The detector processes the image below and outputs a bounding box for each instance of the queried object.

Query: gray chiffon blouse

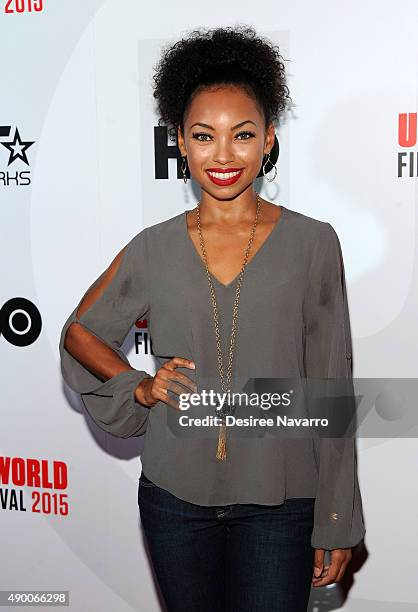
[59,204,366,550]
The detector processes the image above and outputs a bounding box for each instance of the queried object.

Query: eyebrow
[189,120,257,130]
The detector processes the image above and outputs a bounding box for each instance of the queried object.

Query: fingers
[334,558,350,583]
[145,357,198,411]
[335,549,352,582]
[164,357,196,371]
[166,379,195,400]
[312,548,325,579]
[162,358,198,393]
[311,548,352,587]
[145,379,182,411]
[162,369,198,394]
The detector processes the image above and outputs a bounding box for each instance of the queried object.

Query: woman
[59,25,365,612]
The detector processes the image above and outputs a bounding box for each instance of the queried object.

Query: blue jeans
[138,470,315,612]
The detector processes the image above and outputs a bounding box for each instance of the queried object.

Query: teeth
[208,170,241,179]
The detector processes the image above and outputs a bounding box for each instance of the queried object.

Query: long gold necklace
[196,192,261,461]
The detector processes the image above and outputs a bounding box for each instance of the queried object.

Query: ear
[177,125,186,157]
[264,123,276,155]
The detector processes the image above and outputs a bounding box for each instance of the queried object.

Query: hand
[311,547,352,587]
[135,357,197,410]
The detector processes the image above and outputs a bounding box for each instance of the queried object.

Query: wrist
[135,376,153,407]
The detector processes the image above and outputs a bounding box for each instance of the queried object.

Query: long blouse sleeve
[58,228,153,438]
[303,222,366,550]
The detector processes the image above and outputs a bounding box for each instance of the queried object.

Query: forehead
[184,85,263,127]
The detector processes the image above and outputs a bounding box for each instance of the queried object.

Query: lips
[206,168,244,186]
[206,168,243,172]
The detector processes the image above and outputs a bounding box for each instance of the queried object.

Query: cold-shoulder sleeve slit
[58,228,153,438]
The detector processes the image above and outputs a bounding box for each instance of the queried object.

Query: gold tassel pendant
[216,422,227,461]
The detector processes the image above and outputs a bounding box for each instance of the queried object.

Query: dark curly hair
[152,24,293,143]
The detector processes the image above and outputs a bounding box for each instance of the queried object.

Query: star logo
[1,127,35,166]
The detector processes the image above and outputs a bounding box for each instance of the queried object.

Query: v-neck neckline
[183,204,287,289]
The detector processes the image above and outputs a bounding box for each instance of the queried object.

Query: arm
[58,229,153,438]
[303,222,366,550]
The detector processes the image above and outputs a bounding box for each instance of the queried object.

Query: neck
[197,189,261,226]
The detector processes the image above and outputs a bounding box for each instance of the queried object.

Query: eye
[192,132,212,142]
[191,130,256,142]
[236,130,256,140]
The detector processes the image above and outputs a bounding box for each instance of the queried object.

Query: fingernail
[190,362,196,368]
[314,567,321,577]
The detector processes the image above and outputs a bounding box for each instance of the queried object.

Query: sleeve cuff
[59,308,152,438]
[82,368,152,438]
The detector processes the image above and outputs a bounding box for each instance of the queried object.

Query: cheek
[188,147,211,170]
[235,142,264,162]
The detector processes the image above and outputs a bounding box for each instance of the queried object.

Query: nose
[212,136,234,165]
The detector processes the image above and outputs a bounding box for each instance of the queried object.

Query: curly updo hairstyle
[152,24,294,148]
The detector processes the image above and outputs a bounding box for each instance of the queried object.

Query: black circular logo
[0,297,42,346]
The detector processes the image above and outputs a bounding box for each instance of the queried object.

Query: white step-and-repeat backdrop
[1,1,417,610]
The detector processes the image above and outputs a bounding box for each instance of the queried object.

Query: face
[177,85,275,200]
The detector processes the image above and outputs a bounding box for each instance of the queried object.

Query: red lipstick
[206,167,243,172]
[206,168,244,186]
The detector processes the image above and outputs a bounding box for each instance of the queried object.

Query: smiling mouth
[206,169,244,185]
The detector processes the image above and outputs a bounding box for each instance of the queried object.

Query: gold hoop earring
[181,156,188,184]
[262,152,278,183]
